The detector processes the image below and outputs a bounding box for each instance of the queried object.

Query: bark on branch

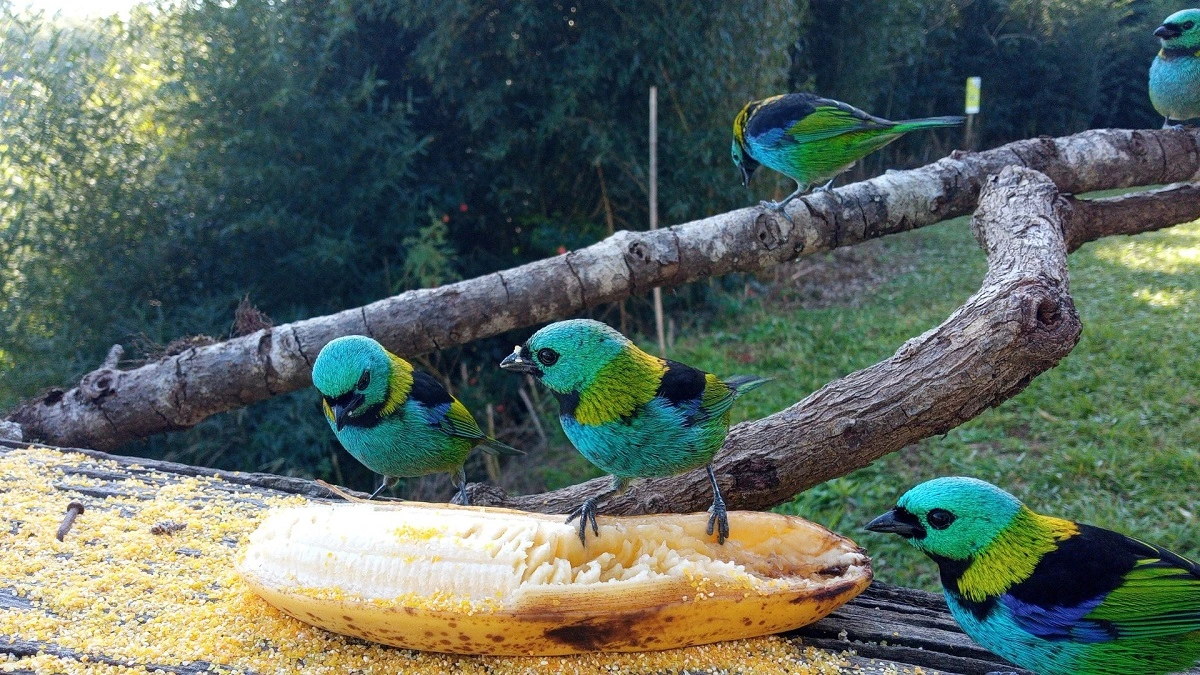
[7,129,1200,450]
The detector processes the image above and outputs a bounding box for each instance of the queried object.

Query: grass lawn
[663,214,1200,590]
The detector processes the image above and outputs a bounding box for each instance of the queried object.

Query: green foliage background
[0,0,1185,496]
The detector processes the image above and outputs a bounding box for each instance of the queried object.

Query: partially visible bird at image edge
[731,93,963,222]
[499,319,770,546]
[1149,8,1200,127]
[312,335,522,504]
[867,476,1200,675]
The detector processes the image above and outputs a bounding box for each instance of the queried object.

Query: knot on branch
[1034,294,1060,328]
[621,230,680,291]
[79,345,124,402]
[1005,284,1080,359]
[753,212,785,250]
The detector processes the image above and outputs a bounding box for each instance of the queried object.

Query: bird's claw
[565,498,600,545]
[449,485,471,506]
[707,496,730,545]
[757,200,794,225]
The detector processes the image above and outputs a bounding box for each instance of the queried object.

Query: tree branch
[7,129,1200,450]
[1062,182,1200,252]
[469,166,1088,514]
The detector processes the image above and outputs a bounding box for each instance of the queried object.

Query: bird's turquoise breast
[745,129,890,191]
[1150,55,1200,120]
[745,132,844,188]
[331,400,472,478]
[945,591,1085,675]
[560,397,727,479]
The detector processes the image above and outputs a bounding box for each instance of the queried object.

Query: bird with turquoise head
[1150,8,1200,127]
[499,319,770,545]
[312,335,522,504]
[731,93,963,222]
[867,477,1200,675]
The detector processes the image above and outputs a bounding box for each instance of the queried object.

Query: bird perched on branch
[499,319,769,545]
[1150,8,1200,127]
[867,477,1200,675]
[731,93,963,221]
[312,335,522,503]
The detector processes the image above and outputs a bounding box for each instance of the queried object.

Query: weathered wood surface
[0,439,1020,674]
[8,128,1200,452]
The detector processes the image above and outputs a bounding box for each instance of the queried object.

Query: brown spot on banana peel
[544,610,658,651]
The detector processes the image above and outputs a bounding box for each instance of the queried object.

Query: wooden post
[649,86,666,357]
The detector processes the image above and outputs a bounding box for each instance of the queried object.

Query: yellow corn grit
[239,502,872,656]
[0,445,862,674]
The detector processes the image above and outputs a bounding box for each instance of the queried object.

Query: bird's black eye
[536,348,559,366]
[1183,21,1195,30]
[927,508,956,530]
[356,370,371,390]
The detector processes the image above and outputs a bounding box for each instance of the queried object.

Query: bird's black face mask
[328,391,366,431]
[1155,23,1183,40]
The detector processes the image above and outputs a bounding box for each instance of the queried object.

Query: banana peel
[238,501,872,656]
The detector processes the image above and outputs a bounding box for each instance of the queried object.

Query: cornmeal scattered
[0,446,853,674]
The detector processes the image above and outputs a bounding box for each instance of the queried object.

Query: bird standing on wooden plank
[867,477,1200,675]
[312,335,522,503]
[1150,8,1200,127]
[731,93,963,222]
[499,319,769,545]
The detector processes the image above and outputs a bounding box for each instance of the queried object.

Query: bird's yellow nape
[732,101,753,145]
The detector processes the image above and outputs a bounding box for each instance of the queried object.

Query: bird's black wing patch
[408,370,455,407]
[745,93,891,141]
[1007,525,1142,609]
[744,93,819,139]
[656,360,707,406]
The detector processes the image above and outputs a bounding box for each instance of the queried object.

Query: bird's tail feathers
[480,437,525,457]
[893,115,965,132]
[725,375,773,396]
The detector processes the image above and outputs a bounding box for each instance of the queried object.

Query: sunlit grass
[669,217,1200,590]
[1093,228,1200,274]
[1132,287,1195,308]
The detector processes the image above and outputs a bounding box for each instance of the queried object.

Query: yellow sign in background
[965,76,982,115]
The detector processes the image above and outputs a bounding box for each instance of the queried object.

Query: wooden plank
[1,440,1193,675]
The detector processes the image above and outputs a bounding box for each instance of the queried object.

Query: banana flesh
[239,501,871,655]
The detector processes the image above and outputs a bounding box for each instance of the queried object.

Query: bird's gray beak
[864,509,925,538]
[332,393,364,431]
[499,346,539,374]
[739,163,752,188]
[1155,24,1181,39]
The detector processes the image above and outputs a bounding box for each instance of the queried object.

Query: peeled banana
[238,501,871,656]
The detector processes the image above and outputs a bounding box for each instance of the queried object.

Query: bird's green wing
[783,104,893,145]
[698,374,739,421]
[1084,538,1200,638]
[435,398,487,441]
